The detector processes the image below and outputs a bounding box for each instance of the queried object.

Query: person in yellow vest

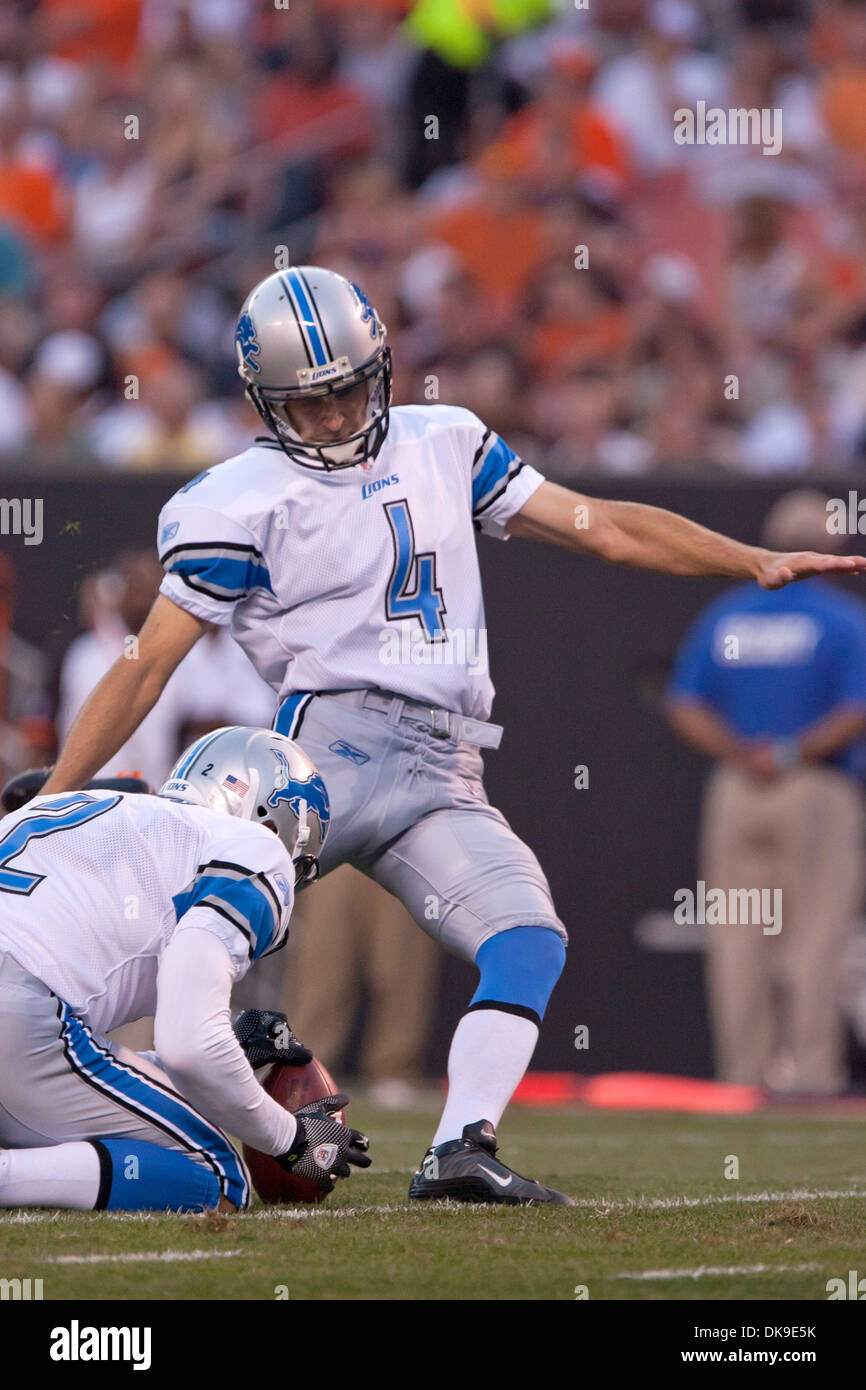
[402,0,553,186]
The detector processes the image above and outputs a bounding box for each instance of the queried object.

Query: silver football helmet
[159,726,330,887]
[235,265,391,471]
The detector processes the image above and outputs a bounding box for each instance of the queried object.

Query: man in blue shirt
[667,491,866,1094]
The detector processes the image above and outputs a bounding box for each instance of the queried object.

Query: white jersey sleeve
[452,408,546,540]
[157,486,274,628]
[172,817,295,982]
[154,927,297,1156]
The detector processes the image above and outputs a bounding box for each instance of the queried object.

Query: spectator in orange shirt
[251,21,372,157]
[0,93,67,245]
[429,144,545,320]
[36,0,142,70]
[820,2,866,158]
[527,261,631,377]
[496,39,629,196]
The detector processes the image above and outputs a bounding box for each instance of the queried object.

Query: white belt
[324,689,503,749]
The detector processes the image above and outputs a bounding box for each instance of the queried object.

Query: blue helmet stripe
[284,268,328,366]
[174,728,226,781]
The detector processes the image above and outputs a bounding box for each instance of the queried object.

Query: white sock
[0,1143,102,1210]
[432,1009,539,1147]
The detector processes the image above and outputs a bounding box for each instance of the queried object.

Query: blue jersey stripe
[472,435,520,512]
[167,553,273,598]
[173,873,280,961]
[59,1006,249,1207]
[273,692,312,738]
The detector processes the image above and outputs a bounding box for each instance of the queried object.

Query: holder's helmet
[235,266,391,471]
[159,726,329,887]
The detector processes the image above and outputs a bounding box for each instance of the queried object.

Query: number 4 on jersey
[383,499,447,641]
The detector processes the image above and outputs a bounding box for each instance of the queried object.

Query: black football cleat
[408,1119,574,1206]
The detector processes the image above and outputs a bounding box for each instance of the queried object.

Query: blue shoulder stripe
[472,434,522,514]
[162,542,274,602]
[173,864,282,961]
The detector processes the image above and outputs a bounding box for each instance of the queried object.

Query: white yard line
[1,1187,865,1224]
[0,1203,425,1224]
[42,1249,245,1265]
[575,1188,866,1214]
[611,1262,822,1281]
[251,1203,438,1220]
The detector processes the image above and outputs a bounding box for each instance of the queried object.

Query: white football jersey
[156,405,546,721]
[0,791,294,1035]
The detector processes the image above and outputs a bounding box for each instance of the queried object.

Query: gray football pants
[287,691,567,959]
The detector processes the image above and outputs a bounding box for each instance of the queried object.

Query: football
[243,1056,346,1205]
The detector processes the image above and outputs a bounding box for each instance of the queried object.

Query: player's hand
[756,551,866,591]
[738,742,781,782]
[233,1009,312,1069]
[275,1093,371,1190]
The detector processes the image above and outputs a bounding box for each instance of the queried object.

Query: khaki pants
[283,865,440,1083]
[700,763,865,1092]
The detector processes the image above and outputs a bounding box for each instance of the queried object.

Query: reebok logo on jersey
[361,474,399,500]
[328,740,370,765]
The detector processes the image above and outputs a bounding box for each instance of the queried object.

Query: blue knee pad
[90,1140,221,1213]
[469,926,566,1026]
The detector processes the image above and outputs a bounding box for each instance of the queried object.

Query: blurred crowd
[3,0,866,480]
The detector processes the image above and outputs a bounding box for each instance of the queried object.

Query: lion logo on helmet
[235,312,262,374]
[350,282,378,341]
[267,750,330,837]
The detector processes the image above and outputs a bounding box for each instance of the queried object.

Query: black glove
[275,1093,371,1191]
[233,1009,312,1069]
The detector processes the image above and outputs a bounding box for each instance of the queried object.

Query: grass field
[2,1101,865,1301]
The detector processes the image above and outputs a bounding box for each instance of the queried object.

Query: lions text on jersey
[156,406,545,721]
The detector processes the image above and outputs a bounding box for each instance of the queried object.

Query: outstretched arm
[42,595,207,794]
[507,482,866,590]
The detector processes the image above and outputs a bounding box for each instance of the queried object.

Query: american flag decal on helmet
[222,773,250,796]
